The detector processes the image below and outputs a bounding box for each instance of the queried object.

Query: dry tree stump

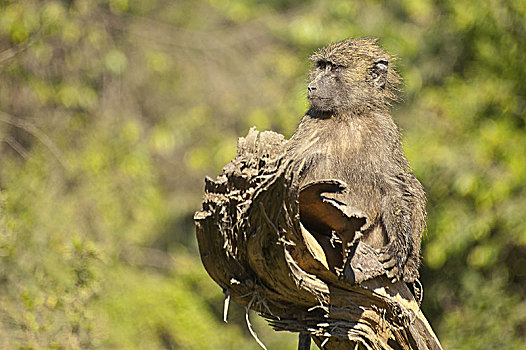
[195,128,442,350]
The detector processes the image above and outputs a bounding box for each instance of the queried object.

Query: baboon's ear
[371,60,388,89]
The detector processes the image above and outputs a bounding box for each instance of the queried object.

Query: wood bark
[195,128,442,350]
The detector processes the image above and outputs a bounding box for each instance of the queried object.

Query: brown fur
[287,38,426,282]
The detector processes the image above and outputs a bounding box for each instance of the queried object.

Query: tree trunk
[195,128,442,350]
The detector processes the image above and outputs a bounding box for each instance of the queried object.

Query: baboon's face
[307,38,397,113]
[307,60,348,111]
[307,58,388,112]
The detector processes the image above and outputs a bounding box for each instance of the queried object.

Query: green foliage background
[0,0,525,349]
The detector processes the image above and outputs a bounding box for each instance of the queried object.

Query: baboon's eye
[318,61,326,70]
[330,63,338,71]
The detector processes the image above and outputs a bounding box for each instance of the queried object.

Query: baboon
[287,38,426,283]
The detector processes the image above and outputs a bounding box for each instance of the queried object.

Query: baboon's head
[307,38,401,113]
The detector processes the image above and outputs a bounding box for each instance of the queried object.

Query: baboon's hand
[378,206,413,283]
[401,254,420,283]
[378,242,406,283]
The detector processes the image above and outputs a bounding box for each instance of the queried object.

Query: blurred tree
[0,0,524,349]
